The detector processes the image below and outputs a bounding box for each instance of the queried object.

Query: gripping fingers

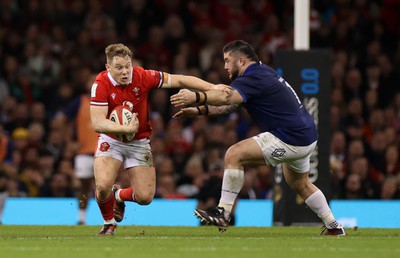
[170,94,184,107]
[172,111,183,119]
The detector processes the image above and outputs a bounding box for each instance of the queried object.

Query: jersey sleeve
[141,69,164,89]
[230,77,261,103]
[90,80,108,106]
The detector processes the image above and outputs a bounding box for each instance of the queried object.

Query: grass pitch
[0,226,399,258]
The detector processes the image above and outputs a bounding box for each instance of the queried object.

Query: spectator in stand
[27,122,45,151]
[383,145,400,176]
[343,68,364,103]
[37,150,56,181]
[255,165,274,200]
[10,68,42,106]
[156,174,187,199]
[136,25,171,69]
[341,173,365,199]
[363,90,379,120]
[331,62,346,89]
[330,130,347,197]
[5,103,30,133]
[239,168,259,200]
[368,131,388,181]
[18,165,44,197]
[377,54,400,106]
[0,124,12,166]
[40,172,75,198]
[384,126,398,147]
[348,156,379,199]
[196,161,225,212]
[156,157,175,179]
[10,127,29,170]
[380,176,400,200]
[30,102,50,132]
[178,154,205,198]
[342,98,365,140]
[346,139,365,171]
[363,109,386,144]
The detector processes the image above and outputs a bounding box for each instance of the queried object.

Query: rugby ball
[109,105,136,142]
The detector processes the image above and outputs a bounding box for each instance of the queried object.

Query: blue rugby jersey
[230,62,318,146]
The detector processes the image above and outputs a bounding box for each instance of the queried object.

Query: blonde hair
[105,43,133,64]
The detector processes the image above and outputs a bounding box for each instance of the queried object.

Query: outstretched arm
[163,73,230,92]
[170,87,243,107]
[172,104,241,119]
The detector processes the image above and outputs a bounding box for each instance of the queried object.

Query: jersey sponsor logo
[91,83,98,97]
[99,142,110,152]
[271,148,286,158]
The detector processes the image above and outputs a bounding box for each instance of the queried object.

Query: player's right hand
[172,107,200,119]
[126,112,139,134]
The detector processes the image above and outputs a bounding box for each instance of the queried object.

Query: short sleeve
[141,69,164,89]
[90,81,108,106]
[230,77,261,103]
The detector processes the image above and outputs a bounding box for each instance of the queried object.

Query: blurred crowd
[0,0,400,215]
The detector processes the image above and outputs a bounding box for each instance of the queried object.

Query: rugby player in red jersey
[91,43,222,235]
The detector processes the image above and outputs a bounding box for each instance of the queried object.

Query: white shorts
[74,154,94,179]
[95,134,153,169]
[253,132,317,173]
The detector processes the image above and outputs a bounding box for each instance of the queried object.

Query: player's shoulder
[94,70,109,84]
[133,66,162,83]
[133,66,160,76]
[255,63,276,75]
[251,64,279,83]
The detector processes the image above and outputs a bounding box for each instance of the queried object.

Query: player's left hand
[172,107,200,119]
[170,89,196,107]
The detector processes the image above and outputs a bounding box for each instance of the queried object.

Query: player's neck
[240,61,256,76]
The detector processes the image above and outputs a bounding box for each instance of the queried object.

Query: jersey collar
[242,61,262,76]
[107,71,133,86]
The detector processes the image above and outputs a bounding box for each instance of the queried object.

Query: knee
[135,193,154,205]
[96,185,112,201]
[225,145,242,166]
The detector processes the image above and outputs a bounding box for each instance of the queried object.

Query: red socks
[119,187,135,202]
[96,192,114,220]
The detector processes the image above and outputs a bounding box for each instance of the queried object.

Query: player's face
[223,52,240,81]
[106,55,132,86]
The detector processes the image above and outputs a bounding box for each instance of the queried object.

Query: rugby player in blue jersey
[171,40,345,235]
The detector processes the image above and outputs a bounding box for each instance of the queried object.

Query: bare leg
[117,166,156,205]
[282,164,337,227]
[219,138,265,215]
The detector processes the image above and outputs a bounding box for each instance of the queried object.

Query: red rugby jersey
[90,66,164,139]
